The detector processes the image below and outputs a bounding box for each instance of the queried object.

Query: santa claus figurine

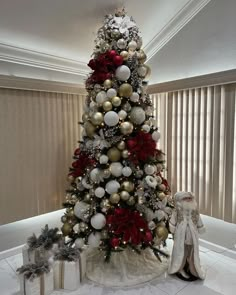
[168,191,206,280]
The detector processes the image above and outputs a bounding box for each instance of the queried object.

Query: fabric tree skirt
[86,247,169,287]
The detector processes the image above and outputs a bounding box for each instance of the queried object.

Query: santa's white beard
[177,199,197,211]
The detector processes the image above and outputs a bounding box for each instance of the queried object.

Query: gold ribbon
[78,253,82,282]
[59,261,65,289]
[40,274,45,295]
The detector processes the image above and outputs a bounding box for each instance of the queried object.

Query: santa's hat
[174,191,194,202]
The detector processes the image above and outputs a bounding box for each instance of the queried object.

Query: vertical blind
[0,88,86,224]
[151,84,236,224]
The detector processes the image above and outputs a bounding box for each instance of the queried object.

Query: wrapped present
[17,261,54,295]
[53,246,86,290]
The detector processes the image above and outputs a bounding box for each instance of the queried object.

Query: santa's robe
[168,207,206,279]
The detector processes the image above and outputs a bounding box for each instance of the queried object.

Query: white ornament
[75,238,85,249]
[105,180,120,194]
[96,91,107,105]
[145,175,157,188]
[74,201,90,221]
[144,164,156,175]
[118,110,127,120]
[115,65,131,81]
[142,124,151,133]
[94,187,105,198]
[128,40,137,50]
[104,111,120,126]
[137,65,148,77]
[90,168,104,183]
[152,131,161,141]
[122,166,132,177]
[110,162,123,177]
[99,155,109,164]
[88,232,101,248]
[91,213,106,229]
[117,38,127,49]
[107,88,117,98]
[130,107,146,125]
[82,177,92,189]
[130,92,139,102]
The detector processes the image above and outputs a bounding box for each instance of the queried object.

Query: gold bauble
[107,147,121,162]
[104,79,112,89]
[120,51,129,60]
[120,121,134,135]
[91,112,104,126]
[100,199,111,211]
[127,196,135,206]
[61,223,72,236]
[120,191,130,201]
[84,122,95,138]
[110,193,120,204]
[84,193,92,203]
[82,113,89,122]
[121,181,134,192]
[121,149,129,158]
[111,96,121,107]
[137,50,147,63]
[155,225,169,241]
[103,101,113,112]
[158,192,166,200]
[117,141,126,150]
[118,83,133,97]
[67,209,74,217]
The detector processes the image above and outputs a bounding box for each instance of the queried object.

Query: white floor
[1,243,236,295]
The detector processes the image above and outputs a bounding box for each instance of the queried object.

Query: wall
[149,0,236,84]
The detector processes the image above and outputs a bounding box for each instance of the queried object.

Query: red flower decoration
[127,131,156,163]
[69,149,96,178]
[106,208,153,247]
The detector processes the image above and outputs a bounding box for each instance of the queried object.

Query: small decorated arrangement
[17,261,54,295]
[53,245,86,291]
[22,225,62,264]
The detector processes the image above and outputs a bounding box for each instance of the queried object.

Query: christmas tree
[61,8,173,261]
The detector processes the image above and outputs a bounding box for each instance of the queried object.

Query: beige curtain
[151,83,236,223]
[0,88,86,224]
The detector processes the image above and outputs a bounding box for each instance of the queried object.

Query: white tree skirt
[86,247,169,287]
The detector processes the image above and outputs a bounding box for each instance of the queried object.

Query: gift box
[53,247,86,291]
[22,245,54,265]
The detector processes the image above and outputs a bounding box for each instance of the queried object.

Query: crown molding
[148,69,236,94]
[144,0,212,61]
[0,42,90,77]
[0,74,87,94]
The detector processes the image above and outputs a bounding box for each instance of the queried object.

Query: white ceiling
[0,0,211,85]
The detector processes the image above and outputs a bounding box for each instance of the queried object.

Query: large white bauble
[152,131,161,141]
[90,168,103,183]
[144,164,156,175]
[96,91,107,105]
[99,155,109,164]
[104,111,120,126]
[118,110,127,120]
[105,180,120,194]
[115,65,131,81]
[74,201,90,221]
[130,107,146,125]
[94,187,105,198]
[122,166,132,177]
[128,40,137,50]
[130,92,139,102]
[107,88,117,99]
[142,124,151,133]
[91,213,106,229]
[75,238,85,249]
[110,162,123,177]
[88,232,102,248]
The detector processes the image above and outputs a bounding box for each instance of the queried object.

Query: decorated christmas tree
[61,8,173,261]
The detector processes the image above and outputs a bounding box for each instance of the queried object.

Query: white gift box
[53,252,86,290]
[19,270,54,295]
[22,244,57,265]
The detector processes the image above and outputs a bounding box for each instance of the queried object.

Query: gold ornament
[101,229,109,239]
[61,223,72,236]
[100,199,111,211]
[120,51,129,60]
[117,141,126,150]
[121,149,129,158]
[103,169,111,178]
[103,101,113,112]
[84,122,95,138]
[155,225,168,241]
[137,50,147,63]
[107,147,121,162]
[91,112,104,126]
[126,196,135,206]
[67,209,74,217]
[118,83,133,97]
[120,121,134,135]
[104,79,112,89]
[110,193,120,204]
[158,192,166,200]
[121,181,134,192]
[82,113,89,122]
[111,96,121,107]
[120,191,130,201]
[84,193,92,203]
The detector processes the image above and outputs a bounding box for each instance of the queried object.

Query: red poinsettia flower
[69,150,96,178]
